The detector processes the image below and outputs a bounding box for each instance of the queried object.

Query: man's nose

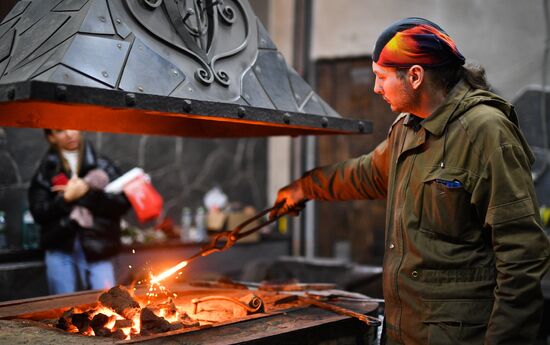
[373,80,383,94]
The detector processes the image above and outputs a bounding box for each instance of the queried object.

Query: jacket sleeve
[76,157,131,218]
[76,190,130,218]
[28,173,72,225]
[299,139,390,201]
[472,143,550,345]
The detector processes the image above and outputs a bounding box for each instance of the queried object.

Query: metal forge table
[0,285,379,345]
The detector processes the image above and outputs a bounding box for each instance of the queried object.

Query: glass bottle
[180,207,192,243]
[22,210,39,249]
[193,206,207,242]
[0,211,7,249]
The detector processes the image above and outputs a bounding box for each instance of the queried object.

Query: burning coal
[53,283,269,341]
[55,286,199,340]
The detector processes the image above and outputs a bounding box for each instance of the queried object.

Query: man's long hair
[426,62,491,93]
[397,62,491,93]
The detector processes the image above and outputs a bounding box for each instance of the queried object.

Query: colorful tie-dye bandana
[373,17,465,67]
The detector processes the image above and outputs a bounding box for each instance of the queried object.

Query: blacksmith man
[271,17,550,345]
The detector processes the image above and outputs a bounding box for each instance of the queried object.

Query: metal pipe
[292,0,316,258]
[302,0,316,259]
[537,0,550,182]
[291,136,303,256]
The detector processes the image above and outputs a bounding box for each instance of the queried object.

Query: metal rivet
[102,71,109,78]
[126,93,136,106]
[116,43,122,49]
[283,112,291,124]
[182,99,192,113]
[358,121,365,133]
[171,69,179,77]
[55,85,67,100]
[6,87,15,100]
[389,243,395,249]
[137,86,144,92]
[411,271,418,278]
[237,106,246,118]
[116,18,121,24]
[98,16,106,22]
[321,117,328,128]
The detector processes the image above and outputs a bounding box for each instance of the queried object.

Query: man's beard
[393,82,419,114]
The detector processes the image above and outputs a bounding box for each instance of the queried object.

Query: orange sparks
[150,261,188,284]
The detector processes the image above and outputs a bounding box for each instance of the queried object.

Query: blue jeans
[45,238,115,294]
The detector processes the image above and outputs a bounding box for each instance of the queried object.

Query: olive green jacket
[299,80,550,345]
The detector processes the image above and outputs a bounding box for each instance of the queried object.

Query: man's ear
[408,65,424,90]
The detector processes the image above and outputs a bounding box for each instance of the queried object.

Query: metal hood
[0,0,371,137]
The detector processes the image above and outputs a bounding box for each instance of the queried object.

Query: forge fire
[54,285,264,340]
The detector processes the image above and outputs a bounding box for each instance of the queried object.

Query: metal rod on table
[300,296,381,327]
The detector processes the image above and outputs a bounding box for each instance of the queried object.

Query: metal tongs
[184,201,305,263]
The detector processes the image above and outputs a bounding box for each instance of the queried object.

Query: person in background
[271,17,550,344]
[28,129,130,294]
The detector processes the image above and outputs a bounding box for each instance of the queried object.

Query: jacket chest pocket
[420,169,474,240]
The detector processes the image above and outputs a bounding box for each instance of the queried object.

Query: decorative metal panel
[79,0,115,35]
[241,68,274,109]
[0,0,372,137]
[9,12,69,69]
[0,58,8,77]
[0,29,14,62]
[17,8,89,68]
[253,50,299,112]
[119,38,185,95]
[13,0,61,34]
[0,23,13,40]
[61,34,130,87]
[287,66,315,111]
[53,0,89,12]
[2,47,58,84]
[34,65,110,89]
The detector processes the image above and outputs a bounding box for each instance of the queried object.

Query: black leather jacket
[28,141,130,262]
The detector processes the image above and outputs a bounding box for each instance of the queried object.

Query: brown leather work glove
[269,180,307,219]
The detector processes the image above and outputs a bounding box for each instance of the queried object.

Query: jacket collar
[419,79,471,136]
[47,139,97,177]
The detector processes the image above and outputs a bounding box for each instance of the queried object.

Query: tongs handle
[234,200,303,239]
[198,201,306,257]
